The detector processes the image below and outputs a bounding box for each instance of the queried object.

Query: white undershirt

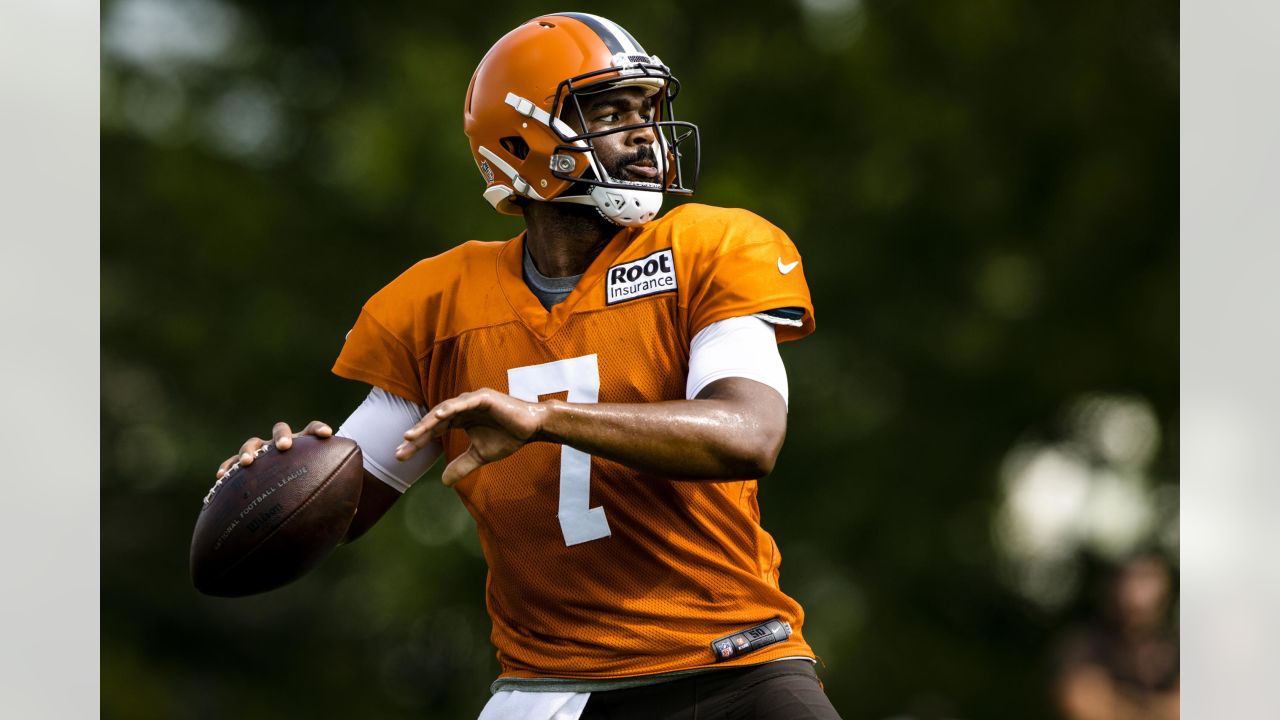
[686,315,788,405]
[335,390,440,493]
[336,315,789,493]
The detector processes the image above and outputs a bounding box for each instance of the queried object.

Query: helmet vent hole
[539,21,556,28]
[500,136,529,160]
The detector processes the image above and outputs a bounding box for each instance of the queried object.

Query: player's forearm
[536,396,783,479]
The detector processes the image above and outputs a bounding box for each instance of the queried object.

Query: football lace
[203,442,274,506]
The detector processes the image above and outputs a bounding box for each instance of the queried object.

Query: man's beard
[608,145,660,185]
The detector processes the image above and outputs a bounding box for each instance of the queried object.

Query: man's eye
[594,110,651,124]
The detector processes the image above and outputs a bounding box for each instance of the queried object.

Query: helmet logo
[479,160,495,184]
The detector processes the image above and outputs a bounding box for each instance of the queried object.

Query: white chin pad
[589,184,663,226]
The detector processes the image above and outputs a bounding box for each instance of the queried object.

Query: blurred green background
[101,1,1177,717]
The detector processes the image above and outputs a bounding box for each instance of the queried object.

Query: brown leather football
[191,435,363,597]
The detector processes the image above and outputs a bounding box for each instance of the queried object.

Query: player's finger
[301,420,333,437]
[419,402,457,427]
[272,422,294,449]
[442,444,485,487]
[403,409,444,441]
[424,394,488,440]
[397,417,448,460]
[237,437,265,465]
[216,454,240,478]
[394,444,415,461]
[420,391,484,428]
[436,393,487,419]
[426,412,466,442]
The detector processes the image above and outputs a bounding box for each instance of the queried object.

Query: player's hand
[214,420,333,478]
[396,388,547,487]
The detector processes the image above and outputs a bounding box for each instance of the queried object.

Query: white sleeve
[686,315,789,407]
[335,387,442,493]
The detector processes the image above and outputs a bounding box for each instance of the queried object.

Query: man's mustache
[610,145,660,181]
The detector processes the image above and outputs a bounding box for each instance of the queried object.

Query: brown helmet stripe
[552,12,648,57]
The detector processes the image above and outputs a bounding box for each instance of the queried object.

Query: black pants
[579,660,842,720]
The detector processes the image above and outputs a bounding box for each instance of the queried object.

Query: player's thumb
[442,445,484,487]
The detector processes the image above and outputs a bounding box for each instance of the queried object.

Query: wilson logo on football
[605,248,677,305]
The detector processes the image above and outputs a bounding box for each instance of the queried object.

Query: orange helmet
[464,12,699,226]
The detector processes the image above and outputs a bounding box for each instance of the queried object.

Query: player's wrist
[530,398,564,443]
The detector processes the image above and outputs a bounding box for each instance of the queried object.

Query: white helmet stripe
[586,13,642,54]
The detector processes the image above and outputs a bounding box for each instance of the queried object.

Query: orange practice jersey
[332,203,817,680]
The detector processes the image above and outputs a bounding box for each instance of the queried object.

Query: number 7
[507,354,612,546]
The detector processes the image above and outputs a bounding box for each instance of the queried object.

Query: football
[191,435,364,597]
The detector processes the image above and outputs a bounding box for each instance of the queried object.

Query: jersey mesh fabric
[332,203,817,680]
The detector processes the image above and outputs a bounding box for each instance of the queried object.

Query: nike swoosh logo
[777,258,800,275]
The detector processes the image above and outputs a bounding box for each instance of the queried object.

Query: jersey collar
[495,228,637,339]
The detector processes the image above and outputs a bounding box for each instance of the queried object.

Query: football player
[215,12,840,720]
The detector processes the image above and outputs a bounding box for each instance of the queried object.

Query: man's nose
[625,122,656,146]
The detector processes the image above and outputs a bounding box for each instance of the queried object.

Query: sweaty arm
[400,315,792,485]
[543,314,789,479]
[542,374,785,480]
